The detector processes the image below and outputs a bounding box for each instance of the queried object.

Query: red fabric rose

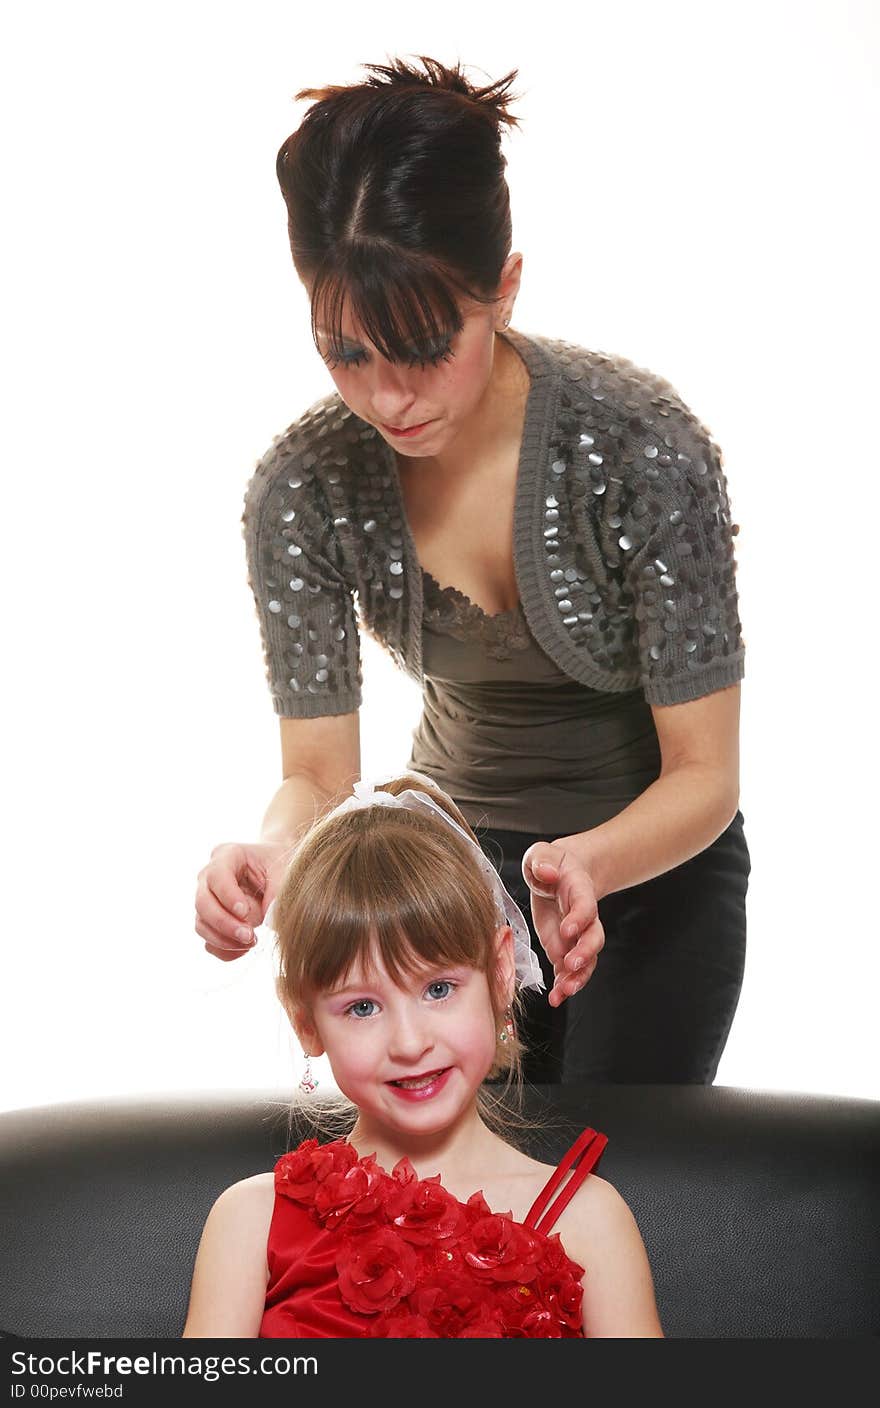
[390,1155,418,1187]
[533,1232,585,1331]
[464,1189,493,1220]
[275,1138,357,1204]
[388,1173,464,1246]
[488,1279,536,1335]
[538,1231,585,1283]
[457,1314,505,1338]
[369,1313,439,1339]
[336,1227,419,1315]
[541,1271,584,1331]
[515,1305,563,1338]
[314,1156,390,1231]
[411,1271,490,1337]
[463,1213,545,1283]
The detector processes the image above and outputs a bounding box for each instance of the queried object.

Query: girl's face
[299,256,521,461]
[298,927,514,1140]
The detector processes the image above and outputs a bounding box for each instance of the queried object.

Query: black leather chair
[1,1084,878,1339]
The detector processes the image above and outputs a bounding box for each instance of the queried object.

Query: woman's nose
[367,360,420,425]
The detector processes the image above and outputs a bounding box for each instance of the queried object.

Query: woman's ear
[493,924,517,1008]
[275,978,325,1057]
[500,250,523,298]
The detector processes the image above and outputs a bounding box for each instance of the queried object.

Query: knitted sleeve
[242,415,363,719]
[625,415,746,707]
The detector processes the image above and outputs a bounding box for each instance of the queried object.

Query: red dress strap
[523,1127,609,1236]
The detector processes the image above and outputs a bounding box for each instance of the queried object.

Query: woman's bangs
[309,252,472,364]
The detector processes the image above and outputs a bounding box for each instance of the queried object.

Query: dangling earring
[498,1006,515,1043]
[298,1052,319,1094]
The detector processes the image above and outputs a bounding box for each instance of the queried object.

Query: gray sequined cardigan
[242,329,745,719]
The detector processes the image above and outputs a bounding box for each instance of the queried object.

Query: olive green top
[410,570,662,834]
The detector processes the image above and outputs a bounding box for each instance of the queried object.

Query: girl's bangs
[306,900,492,996]
[293,829,497,996]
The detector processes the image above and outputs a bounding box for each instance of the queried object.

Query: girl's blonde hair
[272,774,526,1104]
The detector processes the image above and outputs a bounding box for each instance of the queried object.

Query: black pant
[481,811,750,1084]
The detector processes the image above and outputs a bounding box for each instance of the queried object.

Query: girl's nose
[387,1009,434,1066]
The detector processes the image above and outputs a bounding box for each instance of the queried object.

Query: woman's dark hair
[275,55,522,364]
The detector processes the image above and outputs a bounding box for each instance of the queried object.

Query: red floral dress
[259,1127,608,1339]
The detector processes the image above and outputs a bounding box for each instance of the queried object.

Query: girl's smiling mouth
[386,1068,452,1099]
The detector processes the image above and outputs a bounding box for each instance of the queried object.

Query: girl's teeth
[395,1071,442,1089]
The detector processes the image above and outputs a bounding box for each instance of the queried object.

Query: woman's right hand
[195,841,288,961]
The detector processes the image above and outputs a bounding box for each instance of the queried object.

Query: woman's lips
[386,1068,452,1101]
[381,420,433,438]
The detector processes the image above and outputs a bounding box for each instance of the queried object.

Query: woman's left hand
[521,838,605,1007]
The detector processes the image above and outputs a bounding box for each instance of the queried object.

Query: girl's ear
[493,924,517,1008]
[275,979,325,1058]
[294,1019,325,1059]
[291,1009,325,1059]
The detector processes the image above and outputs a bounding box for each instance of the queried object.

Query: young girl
[183,772,663,1338]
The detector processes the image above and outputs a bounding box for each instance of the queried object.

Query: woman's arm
[182,1176,275,1338]
[573,1178,665,1339]
[195,712,361,959]
[265,712,362,844]
[523,684,741,1005]
[569,684,740,896]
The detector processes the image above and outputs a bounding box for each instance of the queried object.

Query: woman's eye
[405,342,454,370]
[323,341,454,372]
[346,999,378,1019]
[324,350,368,371]
[425,980,455,1001]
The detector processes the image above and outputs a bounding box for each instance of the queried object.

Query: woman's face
[299,260,520,459]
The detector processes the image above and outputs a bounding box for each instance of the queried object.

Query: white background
[2,1,878,1112]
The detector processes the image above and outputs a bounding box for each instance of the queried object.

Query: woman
[194,55,750,1084]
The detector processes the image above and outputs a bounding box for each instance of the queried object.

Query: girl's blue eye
[346,999,378,1019]
[425,980,454,1001]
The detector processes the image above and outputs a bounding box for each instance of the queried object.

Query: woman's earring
[298,1053,319,1094]
[498,1006,515,1043]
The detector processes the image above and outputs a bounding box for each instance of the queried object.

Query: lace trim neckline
[421,569,533,662]
[421,568,523,623]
